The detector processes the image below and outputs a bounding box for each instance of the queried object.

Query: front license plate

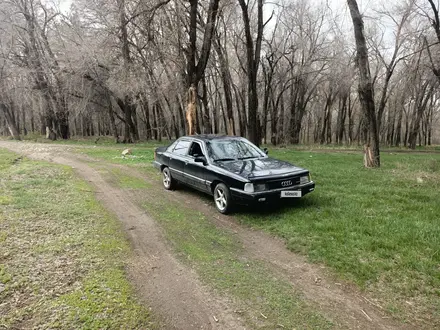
[281,191,302,198]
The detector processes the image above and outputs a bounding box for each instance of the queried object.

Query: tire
[162,167,176,190]
[213,183,232,214]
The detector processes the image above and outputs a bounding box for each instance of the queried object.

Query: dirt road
[0,141,413,330]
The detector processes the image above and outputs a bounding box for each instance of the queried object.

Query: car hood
[213,157,306,180]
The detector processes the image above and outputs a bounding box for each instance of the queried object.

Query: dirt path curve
[0,141,414,330]
[108,165,414,330]
[0,141,245,330]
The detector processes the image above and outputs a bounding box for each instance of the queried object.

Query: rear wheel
[214,183,232,214]
[162,167,176,190]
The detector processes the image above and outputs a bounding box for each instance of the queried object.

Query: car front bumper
[153,161,162,170]
[230,182,315,203]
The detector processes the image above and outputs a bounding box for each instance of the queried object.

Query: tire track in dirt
[0,142,246,330]
[104,163,414,330]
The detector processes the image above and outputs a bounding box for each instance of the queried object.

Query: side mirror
[263,148,269,155]
[194,156,208,166]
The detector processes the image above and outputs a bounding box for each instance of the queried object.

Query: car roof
[180,135,243,143]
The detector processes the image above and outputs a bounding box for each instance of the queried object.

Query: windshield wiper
[238,156,260,160]
[214,158,236,162]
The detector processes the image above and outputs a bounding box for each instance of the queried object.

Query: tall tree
[238,0,265,146]
[117,0,137,142]
[185,0,220,135]
[347,0,381,167]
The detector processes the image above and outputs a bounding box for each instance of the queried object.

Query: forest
[0,0,439,155]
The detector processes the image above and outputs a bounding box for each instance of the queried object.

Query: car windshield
[206,139,264,161]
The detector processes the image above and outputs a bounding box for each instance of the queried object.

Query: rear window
[173,140,191,156]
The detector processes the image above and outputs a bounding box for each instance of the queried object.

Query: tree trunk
[57,110,69,139]
[117,0,136,143]
[233,84,247,137]
[336,94,348,144]
[152,103,158,140]
[270,96,278,145]
[347,0,380,167]
[107,95,119,143]
[185,0,220,135]
[0,103,21,140]
[347,95,354,144]
[238,0,264,146]
[214,34,235,135]
[123,98,133,143]
[404,114,409,146]
[201,78,212,134]
[395,103,403,146]
[21,104,27,136]
[408,85,434,149]
[320,91,334,144]
[278,95,285,145]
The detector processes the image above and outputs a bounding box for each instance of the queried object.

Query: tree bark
[347,0,380,167]
[238,0,264,146]
[336,94,348,144]
[107,94,119,143]
[0,103,21,140]
[185,0,220,135]
[118,0,137,143]
[214,34,235,135]
[408,84,435,149]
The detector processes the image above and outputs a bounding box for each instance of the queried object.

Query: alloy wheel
[215,187,227,211]
[163,169,171,189]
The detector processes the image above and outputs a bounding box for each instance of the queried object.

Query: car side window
[172,140,191,156]
[188,142,204,158]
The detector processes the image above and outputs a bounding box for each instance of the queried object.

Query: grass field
[138,182,332,329]
[0,148,153,329]
[241,149,440,322]
[88,159,332,328]
[75,141,440,325]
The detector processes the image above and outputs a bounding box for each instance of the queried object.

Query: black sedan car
[153,135,315,214]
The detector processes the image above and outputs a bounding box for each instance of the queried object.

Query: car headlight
[300,175,310,185]
[244,183,254,193]
[254,183,268,192]
[244,183,267,192]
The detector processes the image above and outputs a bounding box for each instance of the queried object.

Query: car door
[169,139,191,182]
[184,141,210,192]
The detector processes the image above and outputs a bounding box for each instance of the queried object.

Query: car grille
[265,176,301,190]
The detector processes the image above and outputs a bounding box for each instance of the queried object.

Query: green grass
[238,149,440,322]
[79,146,158,170]
[105,167,152,189]
[140,192,332,329]
[73,142,440,325]
[0,148,153,329]
[83,159,332,328]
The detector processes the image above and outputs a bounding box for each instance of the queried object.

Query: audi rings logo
[281,180,293,187]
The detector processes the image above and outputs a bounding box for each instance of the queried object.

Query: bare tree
[0,0,438,147]
[185,0,220,135]
[347,0,380,167]
[238,0,266,146]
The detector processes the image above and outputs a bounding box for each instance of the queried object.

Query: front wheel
[162,167,176,190]
[214,183,232,214]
